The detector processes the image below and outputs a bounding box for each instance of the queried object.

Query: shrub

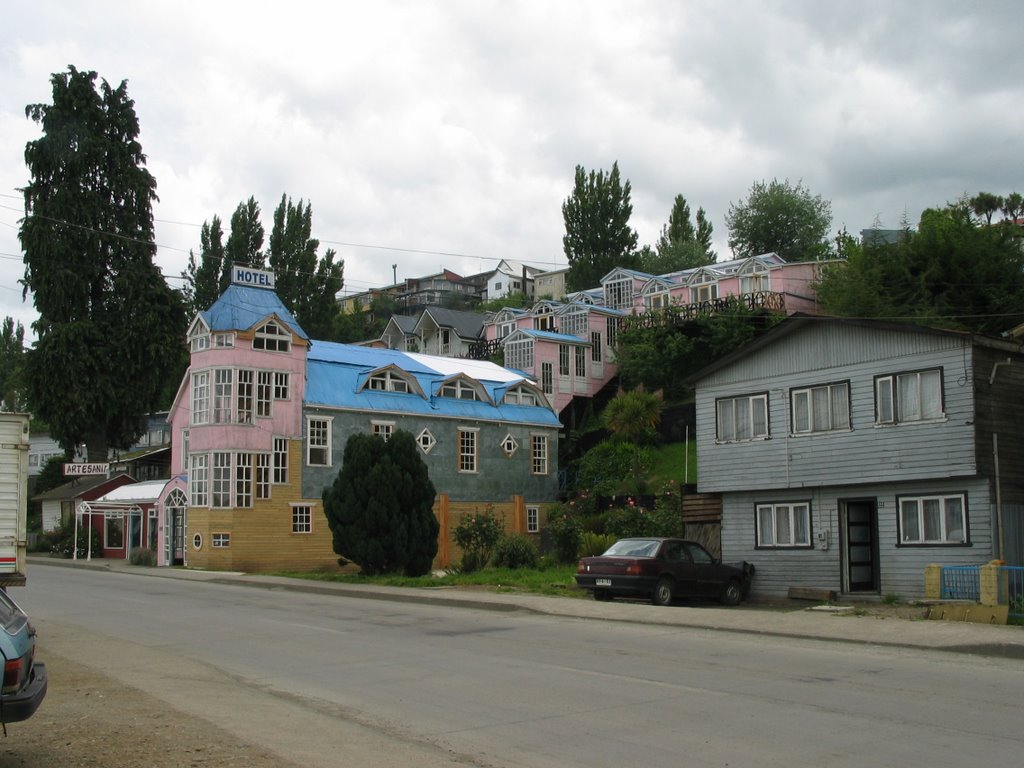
[129,547,157,566]
[545,503,582,563]
[578,532,617,557]
[603,502,654,537]
[492,534,540,569]
[43,522,101,559]
[574,442,646,496]
[453,509,504,573]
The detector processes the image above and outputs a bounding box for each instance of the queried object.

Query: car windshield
[603,539,660,557]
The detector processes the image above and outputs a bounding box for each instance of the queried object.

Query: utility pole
[392,264,397,285]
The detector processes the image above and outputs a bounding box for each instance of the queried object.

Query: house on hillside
[474,259,541,301]
[534,267,569,301]
[163,267,560,573]
[413,306,486,357]
[687,316,1024,599]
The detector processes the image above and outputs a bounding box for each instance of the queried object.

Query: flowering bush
[453,508,503,572]
[545,503,582,563]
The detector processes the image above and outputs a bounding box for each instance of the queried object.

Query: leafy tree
[181,215,226,316]
[726,178,833,262]
[478,292,532,313]
[642,195,716,274]
[266,194,344,339]
[219,197,265,290]
[1001,192,1024,223]
[602,386,663,445]
[322,430,439,576]
[970,191,1003,226]
[562,162,639,291]
[815,199,1024,334]
[0,318,26,411]
[19,66,188,460]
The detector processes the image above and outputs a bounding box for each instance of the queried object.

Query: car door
[683,542,725,597]
[661,540,699,598]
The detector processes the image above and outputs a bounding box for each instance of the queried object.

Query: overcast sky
[2,1,1021,337]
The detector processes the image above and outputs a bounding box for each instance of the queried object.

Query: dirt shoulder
[0,643,300,768]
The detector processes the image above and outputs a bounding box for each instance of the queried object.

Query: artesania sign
[64,463,109,476]
[232,265,276,288]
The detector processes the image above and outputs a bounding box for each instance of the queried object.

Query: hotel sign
[231,265,276,289]
[64,463,109,476]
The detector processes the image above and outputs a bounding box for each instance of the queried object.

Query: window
[574,345,586,377]
[190,333,210,353]
[541,362,553,394]
[255,453,271,499]
[189,453,209,507]
[212,533,231,548]
[691,283,718,303]
[273,437,288,484]
[558,345,570,376]
[237,369,254,424]
[236,453,252,508]
[560,308,588,337]
[604,277,633,310]
[791,382,850,434]
[253,321,291,352]
[505,338,534,371]
[591,331,602,363]
[717,394,769,441]
[366,370,411,393]
[440,379,480,400]
[898,494,968,545]
[105,512,125,549]
[417,428,436,454]
[501,433,518,458]
[256,371,273,417]
[534,306,554,331]
[526,505,539,534]
[606,316,619,349]
[213,332,234,348]
[191,371,210,425]
[372,421,395,442]
[876,369,944,424]
[440,328,452,355]
[213,368,233,423]
[181,429,189,473]
[531,434,549,475]
[756,502,811,548]
[458,428,478,473]
[292,504,312,534]
[307,417,332,466]
[647,291,669,310]
[212,452,232,508]
[740,272,767,294]
[503,387,537,406]
[274,372,290,400]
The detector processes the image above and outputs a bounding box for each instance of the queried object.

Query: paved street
[16,559,1024,767]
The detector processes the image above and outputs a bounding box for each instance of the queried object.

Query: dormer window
[503,386,539,406]
[253,320,291,352]
[190,333,210,353]
[213,332,234,348]
[366,370,411,393]
[440,379,482,401]
[604,277,633,310]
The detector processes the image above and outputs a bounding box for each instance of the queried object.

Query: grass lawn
[646,440,697,486]
[278,564,586,598]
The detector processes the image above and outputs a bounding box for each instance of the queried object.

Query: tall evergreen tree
[266,194,344,339]
[219,197,265,291]
[19,66,187,460]
[562,162,639,291]
[322,430,439,576]
[642,194,717,274]
[181,215,225,315]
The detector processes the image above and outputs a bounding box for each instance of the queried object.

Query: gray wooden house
[688,316,1024,599]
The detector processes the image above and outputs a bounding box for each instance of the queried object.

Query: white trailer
[0,414,29,587]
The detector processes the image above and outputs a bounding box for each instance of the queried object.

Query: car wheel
[652,577,674,606]
[720,581,742,606]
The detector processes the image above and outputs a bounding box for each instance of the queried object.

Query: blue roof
[201,285,308,340]
[520,329,592,344]
[305,342,560,427]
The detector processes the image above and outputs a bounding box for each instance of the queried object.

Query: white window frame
[372,420,395,442]
[274,371,290,401]
[501,433,518,458]
[526,505,539,534]
[235,452,253,508]
[756,502,812,548]
[291,504,313,534]
[875,368,944,425]
[898,493,968,545]
[791,382,850,435]
[253,320,291,352]
[212,532,231,548]
[440,379,481,401]
[531,434,549,476]
[590,331,602,363]
[273,437,288,484]
[458,427,478,473]
[104,512,125,549]
[604,277,633,310]
[558,345,570,376]
[574,345,586,377]
[189,453,209,507]
[213,368,233,423]
[307,416,333,466]
[213,332,234,348]
[366,370,412,393]
[717,393,769,442]
[237,369,254,424]
[504,338,534,371]
[191,370,210,425]
[559,308,588,337]
[541,362,553,394]
[255,453,271,499]
[417,428,436,455]
[691,283,718,303]
[256,370,273,417]
[211,452,232,508]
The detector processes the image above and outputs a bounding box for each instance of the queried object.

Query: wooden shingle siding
[697,324,978,494]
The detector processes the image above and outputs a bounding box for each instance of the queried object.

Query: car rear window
[0,590,28,635]
[604,539,660,557]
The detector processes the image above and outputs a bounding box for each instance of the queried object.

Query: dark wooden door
[844,500,878,592]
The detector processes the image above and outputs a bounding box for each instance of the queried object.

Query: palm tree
[602,385,664,445]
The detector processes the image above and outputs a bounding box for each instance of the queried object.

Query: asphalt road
[18,566,1024,768]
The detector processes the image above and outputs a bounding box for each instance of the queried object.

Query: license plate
[596,578,611,587]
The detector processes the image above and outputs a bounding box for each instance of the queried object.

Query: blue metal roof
[305,342,561,427]
[201,285,308,340]
[520,329,592,344]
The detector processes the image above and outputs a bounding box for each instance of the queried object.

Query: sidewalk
[30,555,1024,659]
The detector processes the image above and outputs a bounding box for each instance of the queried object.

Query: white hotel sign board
[232,266,275,288]
[64,463,109,476]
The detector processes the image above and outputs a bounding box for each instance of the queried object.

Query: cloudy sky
[1,1,1020,336]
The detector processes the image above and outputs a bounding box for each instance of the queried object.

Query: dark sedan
[575,537,755,606]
